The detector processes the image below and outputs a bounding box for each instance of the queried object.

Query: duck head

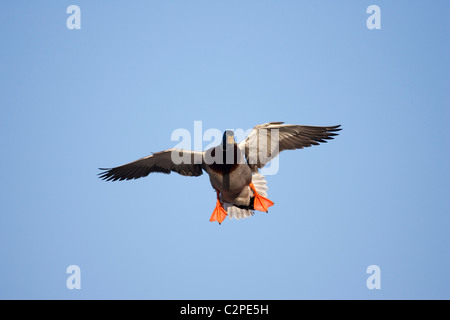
[222,130,235,151]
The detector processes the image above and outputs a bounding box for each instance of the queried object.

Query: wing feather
[98,149,204,181]
[238,122,341,170]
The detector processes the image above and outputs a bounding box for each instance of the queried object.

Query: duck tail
[223,203,254,220]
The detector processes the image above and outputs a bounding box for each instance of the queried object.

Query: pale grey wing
[98,149,204,181]
[238,122,341,171]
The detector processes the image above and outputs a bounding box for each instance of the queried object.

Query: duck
[99,122,341,224]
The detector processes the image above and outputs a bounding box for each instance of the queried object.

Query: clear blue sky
[0,1,449,299]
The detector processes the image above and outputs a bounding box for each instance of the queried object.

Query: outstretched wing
[98,149,204,181]
[238,122,341,171]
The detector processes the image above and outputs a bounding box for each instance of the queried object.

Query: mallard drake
[99,122,341,224]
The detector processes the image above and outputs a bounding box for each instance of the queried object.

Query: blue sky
[0,1,449,299]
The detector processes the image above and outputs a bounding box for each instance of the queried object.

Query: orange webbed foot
[210,191,227,224]
[249,182,274,213]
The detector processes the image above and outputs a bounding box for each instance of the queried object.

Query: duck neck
[222,144,237,167]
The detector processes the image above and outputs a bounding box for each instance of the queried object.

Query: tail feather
[223,203,253,220]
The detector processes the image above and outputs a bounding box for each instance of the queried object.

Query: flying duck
[99,122,341,224]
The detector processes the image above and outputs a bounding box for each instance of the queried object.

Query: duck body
[203,143,253,207]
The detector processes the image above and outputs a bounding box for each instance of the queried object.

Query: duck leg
[249,182,274,213]
[209,190,228,224]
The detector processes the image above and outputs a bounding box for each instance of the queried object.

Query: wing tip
[329,124,342,131]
